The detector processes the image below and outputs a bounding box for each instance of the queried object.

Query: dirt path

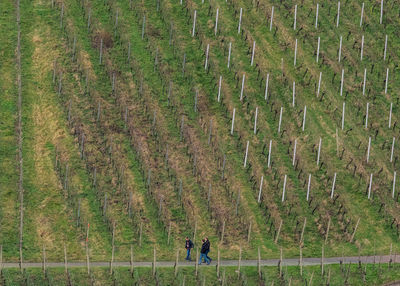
[9,255,399,269]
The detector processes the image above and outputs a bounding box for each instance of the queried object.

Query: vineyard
[1,0,400,284]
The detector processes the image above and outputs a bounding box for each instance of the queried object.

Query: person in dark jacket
[199,239,210,265]
[185,237,194,261]
[204,237,212,263]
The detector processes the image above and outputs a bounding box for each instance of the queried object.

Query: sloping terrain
[1,0,400,284]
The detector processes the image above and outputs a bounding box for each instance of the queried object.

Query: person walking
[199,239,210,265]
[204,237,212,263]
[185,237,194,261]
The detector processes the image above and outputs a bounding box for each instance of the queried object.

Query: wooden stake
[110,222,115,274]
[258,175,264,203]
[180,116,184,141]
[384,35,388,61]
[240,74,245,101]
[360,2,364,27]
[282,175,287,202]
[341,102,345,130]
[217,76,222,102]
[361,35,364,61]
[130,244,134,275]
[193,221,197,244]
[251,41,256,66]
[336,128,339,156]
[306,174,311,201]
[325,217,331,244]
[142,15,146,39]
[195,248,199,276]
[254,107,258,134]
[0,245,3,273]
[215,8,219,36]
[363,68,367,95]
[299,246,303,276]
[368,173,373,199]
[367,137,371,163]
[227,42,232,68]
[292,81,296,107]
[87,8,91,30]
[207,183,212,209]
[182,53,186,76]
[243,141,249,168]
[270,6,274,31]
[321,245,324,276]
[278,107,283,133]
[293,4,297,30]
[217,247,220,277]
[340,68,344,96]
[235,189,241,215]
[300,218,306,245]
[167,222,172,245]
[237,247,242,277]
[60,2,64,28]
[231,108,235,135]
[238,8,242,34]
[264,73,269,100]
[330,173,337,199]
[99,38,103,64]
[336,1,340,27]
[350,218,360,242]
[152,246,156,276]
[392,171,396,199]
[174,249,179,277]
[315,3,319,29]
[317,137,322,166]
[247,221,252,243]
[292,139,297,166]
[268,140,272,168]
[257,247,261,278]
[316,37,320,63]
[86,223,90,274]
[279,247,283,277]
[42,245,46,273]
[221,220,225,244]
[139,221,143,247]
[58,71,63,95]
[385,68,389,94]
[204,44,209,70]
[275,220,283,243]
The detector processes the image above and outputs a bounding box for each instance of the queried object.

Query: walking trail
[7,255,399,269]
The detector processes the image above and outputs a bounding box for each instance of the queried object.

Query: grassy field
[0,0,19,260]
[0,263,400,285]
[1,0,400,284]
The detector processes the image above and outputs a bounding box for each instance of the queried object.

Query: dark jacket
[185,239,193,249]
[200,241,208,254]
[204,240,210,252]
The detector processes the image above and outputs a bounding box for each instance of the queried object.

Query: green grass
[0,0,19,261]
[1,2,400,285]
[1,263,400,285]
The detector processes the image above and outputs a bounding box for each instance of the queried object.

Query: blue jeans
[205,250,211,261]
[199,253,210,264]
[186,249,191,260]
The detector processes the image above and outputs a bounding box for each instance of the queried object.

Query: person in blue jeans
[204,237,212,263]
[185,237,194,261]
[199,239,210,265]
